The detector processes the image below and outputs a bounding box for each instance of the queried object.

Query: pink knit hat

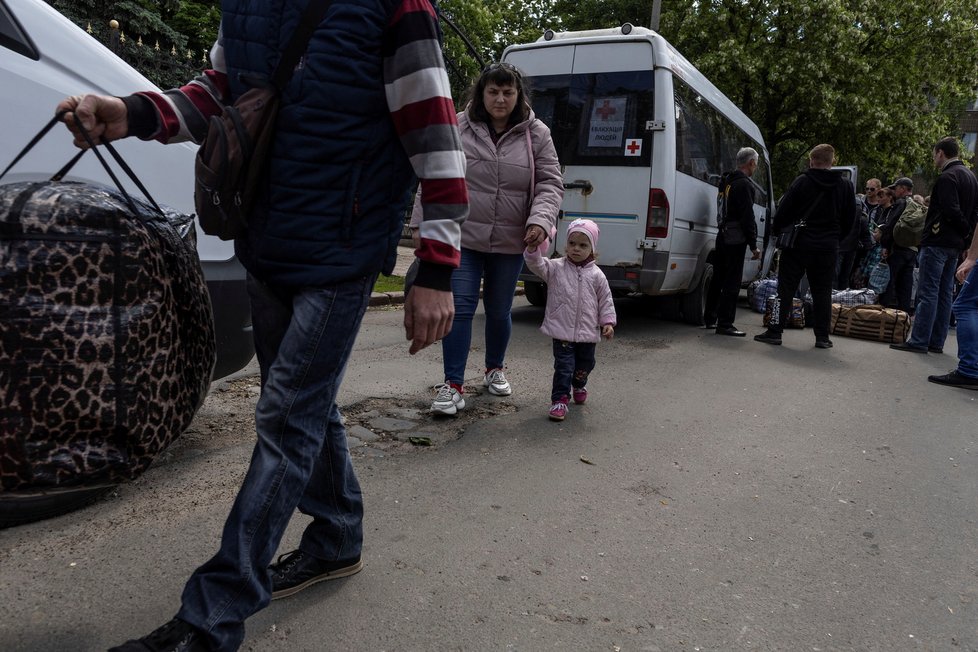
[566,218,600,250]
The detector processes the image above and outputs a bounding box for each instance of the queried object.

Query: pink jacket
[412,110,563,254]
[524,243,617,343]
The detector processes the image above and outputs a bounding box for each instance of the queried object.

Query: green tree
[438,0,562,105]
[46,0,214,88]
[550,0,978,193]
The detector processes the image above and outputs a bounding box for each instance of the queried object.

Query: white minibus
[504,24,776,323]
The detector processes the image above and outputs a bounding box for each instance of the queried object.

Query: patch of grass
[372,274,405,294]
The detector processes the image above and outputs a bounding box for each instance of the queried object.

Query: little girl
[523,219,616,421]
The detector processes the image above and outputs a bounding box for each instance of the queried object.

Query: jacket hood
[804,167,845,189]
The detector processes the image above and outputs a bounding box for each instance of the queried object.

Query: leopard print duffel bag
[0,177,216,493]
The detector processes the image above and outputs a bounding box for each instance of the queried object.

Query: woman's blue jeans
[441,248,525,385]
[952,264,978,378]
[177,273,374,651]
[908,246,959,350]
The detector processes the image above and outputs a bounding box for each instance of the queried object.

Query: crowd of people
[743,139,978,391]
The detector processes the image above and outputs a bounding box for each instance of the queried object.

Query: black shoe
[928,370,978,390]
[703,322,717,330]
[928,347,943,354]
[109,617,209,652]
[890,342,928,353]
[715,326,746,337]
[269,550,363,600]
[753,330,782,346]
[815,338,833,349]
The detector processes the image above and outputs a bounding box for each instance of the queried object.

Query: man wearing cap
[878,177,919,312]
[892,137,978,354]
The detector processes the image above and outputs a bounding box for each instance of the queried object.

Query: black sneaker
[753,330,782,346]
[269,550,363,600]
[108,617,209,652]
[928,370,978,390]
[889,342,927,353]
[815,338,833,349]
[928,347,943,354]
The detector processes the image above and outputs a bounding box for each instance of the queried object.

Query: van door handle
[563,180,593,195]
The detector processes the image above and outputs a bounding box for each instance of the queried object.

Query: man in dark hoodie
[704,146,761,336]
[755,143,856,348]
[891,137,978,354]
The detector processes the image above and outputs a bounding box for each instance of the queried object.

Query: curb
[369,287,526,308]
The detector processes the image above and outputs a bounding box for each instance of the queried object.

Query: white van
[503,25,776,323]
[0,0,252,378]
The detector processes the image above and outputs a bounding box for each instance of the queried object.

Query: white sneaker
[431,383,465,415]
[483,368,512,396]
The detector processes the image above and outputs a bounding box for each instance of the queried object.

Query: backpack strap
[271,0,336,91]
[525,127,535,209]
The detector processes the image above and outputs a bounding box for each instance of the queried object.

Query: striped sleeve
[127,39,230,145]
[384,0,467,287]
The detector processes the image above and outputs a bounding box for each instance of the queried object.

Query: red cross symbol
[595,100,617,120]
[626,140,641,154]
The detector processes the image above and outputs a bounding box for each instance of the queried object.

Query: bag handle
[0,111,165,218]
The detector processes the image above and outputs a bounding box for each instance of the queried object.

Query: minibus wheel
[681,263,714,325]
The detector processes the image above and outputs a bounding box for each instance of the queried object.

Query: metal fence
[91,20,208,90]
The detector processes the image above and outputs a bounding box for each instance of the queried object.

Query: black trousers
[880,248,917,313]
[835,249,858,290]
[772,248,837,338]
[704,240,748,328]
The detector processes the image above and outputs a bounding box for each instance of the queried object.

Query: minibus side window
[674,76,763,192]
[529,70,653,167]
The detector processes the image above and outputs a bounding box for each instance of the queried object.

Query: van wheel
[0,484,115,528]
[682,263,714,325]
[653,295,683,322]
[524,281,547,307]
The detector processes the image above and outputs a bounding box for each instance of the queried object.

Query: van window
[674,77,763,190]
[529,70,653,167]
[0,3,38,60]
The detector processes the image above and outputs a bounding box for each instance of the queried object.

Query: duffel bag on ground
[830,303,909,343]
[763,295,805,328]
[750,278,778,313]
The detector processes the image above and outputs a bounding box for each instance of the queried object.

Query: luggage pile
[748,278,779,313]
[831,288,878,307]
[763,295,806,328]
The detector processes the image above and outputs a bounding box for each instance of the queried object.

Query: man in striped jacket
[59,1,466,650]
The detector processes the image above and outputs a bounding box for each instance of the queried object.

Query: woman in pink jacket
[412,62,563,415]
[524,219,616,421]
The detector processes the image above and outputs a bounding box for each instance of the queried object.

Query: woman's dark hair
[465,62,532,127]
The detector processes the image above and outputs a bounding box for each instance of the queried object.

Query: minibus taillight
[646,188,669,239]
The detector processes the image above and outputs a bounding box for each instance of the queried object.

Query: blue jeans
[953,264,978,378]
[178,273,374,651]
[551,340,597,402]
[908,246,958,350]
[442,248,525,385]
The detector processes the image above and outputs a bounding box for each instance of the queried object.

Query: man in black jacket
[892,137,978,354]
[704,147,761,336]
[755,144,856,348]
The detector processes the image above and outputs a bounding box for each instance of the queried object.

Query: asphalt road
[1,296,976,651]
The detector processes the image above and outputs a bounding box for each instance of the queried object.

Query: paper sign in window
[587,96,627,149]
